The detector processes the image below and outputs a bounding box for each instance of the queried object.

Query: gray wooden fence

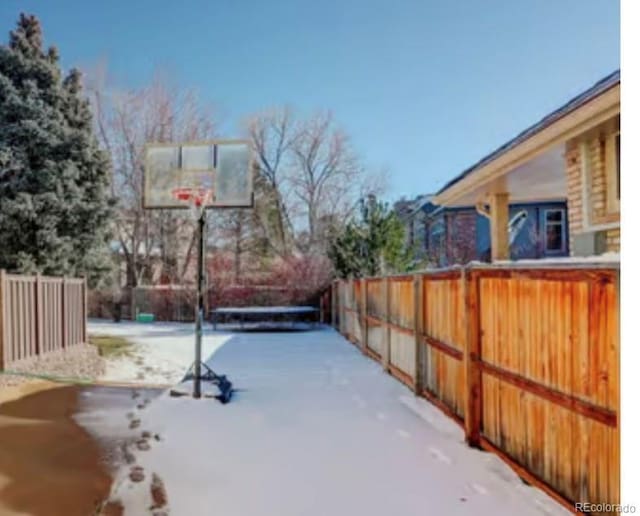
[0,270,87,369]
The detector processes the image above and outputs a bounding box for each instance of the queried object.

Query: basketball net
[171,187,214,220]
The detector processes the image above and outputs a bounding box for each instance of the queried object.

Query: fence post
[348,277,354,342]
[422,274,430,394]
[61,277,68,349]
[413,273,424,394]
[35,273,42,357]
[383,275,390,372]
[360,279,368,354]
[463,267,482,447]
[331,280,337,329]
[83,277,88,343]
[0,270,5,369]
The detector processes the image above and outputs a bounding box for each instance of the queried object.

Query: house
[397,195,569,268]
[424,201,569,267]
[394,194,438,260]
[432,70,620,260]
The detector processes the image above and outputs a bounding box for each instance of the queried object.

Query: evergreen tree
[328,195,412,278]
[0,14,114,286]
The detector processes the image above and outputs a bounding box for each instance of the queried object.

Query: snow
[85,322,570,515]
[492,252,620,266]
[413,253,620,276]
[89,320,231,385]
[213,305,318,314]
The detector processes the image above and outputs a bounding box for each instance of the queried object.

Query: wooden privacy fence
[330,262,619,512]
[0,270,87,369]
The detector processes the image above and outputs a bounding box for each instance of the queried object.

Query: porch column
[488,192,509,261]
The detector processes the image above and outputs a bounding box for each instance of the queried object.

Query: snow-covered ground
[90,319,231,385]
[86,321,569,515]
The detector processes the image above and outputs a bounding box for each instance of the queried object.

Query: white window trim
[543,208,567,254]
[606,130,620,214]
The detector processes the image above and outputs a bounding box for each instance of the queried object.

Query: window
[606,130,620,212]
[543,209,566,254]
[508,209,528,246]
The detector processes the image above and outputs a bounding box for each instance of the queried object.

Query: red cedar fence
[328,262,619,513]
[0,270,87,369]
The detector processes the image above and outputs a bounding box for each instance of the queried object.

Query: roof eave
[433,83,620,207]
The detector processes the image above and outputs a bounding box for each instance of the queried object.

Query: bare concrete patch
[0,385,112,516]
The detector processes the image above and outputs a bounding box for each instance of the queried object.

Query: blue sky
[0,0,619,201]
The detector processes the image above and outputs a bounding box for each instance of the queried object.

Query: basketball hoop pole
[194,209,206,398]
[167,190,232,402]
[180,202,232,403]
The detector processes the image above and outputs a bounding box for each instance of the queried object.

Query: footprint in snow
[428,446,452,464]
[470,483,488,495]
[395,429,411,439]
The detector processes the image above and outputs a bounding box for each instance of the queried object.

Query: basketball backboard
[144,140,253,209]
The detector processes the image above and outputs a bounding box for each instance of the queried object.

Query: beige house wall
[564,115,620,254]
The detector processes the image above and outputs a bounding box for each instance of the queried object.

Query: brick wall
[565,140,583,252]
[446,210,478,265]
[606,227,620,253]
[564,116,620,254]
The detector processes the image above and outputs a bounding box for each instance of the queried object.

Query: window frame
[606,130,620,213]
[542,208,567,255]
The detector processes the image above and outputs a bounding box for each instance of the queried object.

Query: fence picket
[463,268,482,447]
[413,274,423,394]
[383,276,390,372]
[361,279,368,354]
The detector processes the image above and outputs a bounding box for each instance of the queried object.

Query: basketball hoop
[171,187,214,220]
[171,186,214,207]
[143,140,254,402]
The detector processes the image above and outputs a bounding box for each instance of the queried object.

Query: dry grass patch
[89,335,134,358]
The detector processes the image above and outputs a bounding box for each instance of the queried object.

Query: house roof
[435,70,620,196]
[395,194,437,221]
[407,194,436,217]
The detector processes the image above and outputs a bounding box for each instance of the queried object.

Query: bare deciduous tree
[247,108,383,257]
[289,111,368,252]
[86,64,215,287]
[247,108,296,256]
[87,63,384,291]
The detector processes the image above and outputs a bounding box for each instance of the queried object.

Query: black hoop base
[169,362,233,403]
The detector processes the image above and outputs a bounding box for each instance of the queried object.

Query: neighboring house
[425,201,569,267]
[395,195,438,260]
[396,194,568,267]
[432,70,620,260]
